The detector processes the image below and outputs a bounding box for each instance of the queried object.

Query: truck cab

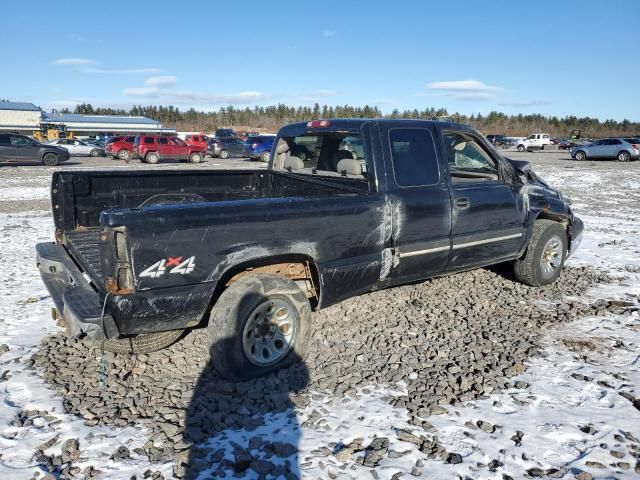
[517,133,551,152]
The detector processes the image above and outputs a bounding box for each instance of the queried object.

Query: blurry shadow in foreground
[184,291,310,480]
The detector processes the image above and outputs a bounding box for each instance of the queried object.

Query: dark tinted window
[10,135,34,146]
[125,136,135,142]
[389,128,439,187]
[158,137,168,145]
[0,134,10,145]
[144,137,154,144]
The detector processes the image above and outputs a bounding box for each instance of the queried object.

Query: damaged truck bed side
[36,119,583,380]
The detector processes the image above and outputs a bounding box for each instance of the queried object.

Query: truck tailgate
[65,228,104,283]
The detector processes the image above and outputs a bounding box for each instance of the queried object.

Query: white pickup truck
[517,133,551,152]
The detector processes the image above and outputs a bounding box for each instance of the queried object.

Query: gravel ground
[2,152,639,479]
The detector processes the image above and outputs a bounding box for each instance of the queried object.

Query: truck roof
[279,118,471,135]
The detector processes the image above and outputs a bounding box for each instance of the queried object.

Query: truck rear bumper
[36,242,117,340]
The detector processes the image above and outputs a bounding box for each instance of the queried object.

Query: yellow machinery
[33,123,73,142]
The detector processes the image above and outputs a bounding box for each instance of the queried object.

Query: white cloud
[300,89,336,101]
[426,80,500,92]
[123,87,161,96]
[322,29,336,37]
[51,58,97,66]
[499,100,552,107]
[145,75,177,88]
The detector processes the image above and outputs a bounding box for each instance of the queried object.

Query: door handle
[455,197,470,209]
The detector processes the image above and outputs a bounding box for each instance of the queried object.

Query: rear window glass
[390,129,440,187]
[125,136,135,142]
[274,132,368,182]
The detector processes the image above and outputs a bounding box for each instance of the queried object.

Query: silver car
[571,137,639,162]
[47,138,104,157]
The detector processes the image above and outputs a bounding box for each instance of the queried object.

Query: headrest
[336,158,362,176]
[276,141,290,154]
[284,156,304,170]
[453,141,466,151]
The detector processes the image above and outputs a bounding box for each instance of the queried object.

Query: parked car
[185,134,209,152]
[133,135,206,164]
[516,133,551,152]
[36,118,582,381]
[570,138,639,162]
[207,137,245,159]
[48,138,105,157]
[215,128,237,138]
[85,138,106,148]
[243,135,275,162]
[557,139,575,150]
[105,136,135,161]
[0,133,70,166]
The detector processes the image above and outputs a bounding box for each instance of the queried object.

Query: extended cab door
[11,134,41,162]
[440,129,526,270]
[382,125,452,283]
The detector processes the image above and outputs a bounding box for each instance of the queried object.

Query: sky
[1,0,638,121]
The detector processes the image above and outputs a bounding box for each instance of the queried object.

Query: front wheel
[617,151,631,162]
[574,151,586,161]
[514,220,567,286]
[260,150,271,162]
[42,153,59,166]
[517,145,525,152]
[207,273,311,381]
[189,152,203,163]
[118,149,131,161]
[219,149,229,159]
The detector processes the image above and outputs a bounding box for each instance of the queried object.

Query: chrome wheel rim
[242,298,298,367]
[540,235,563,279]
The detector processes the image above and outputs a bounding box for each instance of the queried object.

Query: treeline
[61,103,640,138]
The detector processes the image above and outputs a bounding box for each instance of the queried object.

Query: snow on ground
[0,163,638,479]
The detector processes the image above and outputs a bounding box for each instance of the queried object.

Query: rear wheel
[189,152,203,163]
[145,152,159,164]
[90,149,99,157]
[574,151,586,161]
[219,149,229,159]
[298,151,308,162]
[514,220,567,286]
[207,273,311,381]
[42,153,59,166]
[118,149,130,161]
[617,151,631,162]
[517,145,525,152]
[260,150,271,162]
[102,329,184,354]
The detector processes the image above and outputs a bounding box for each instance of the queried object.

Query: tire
[90,149,99,157]
[617,151,631,162]
[351,151,358,160]
[219,149,229,159]
[298,151,307,162]
[102,329,184,354]
[207,273,311,381]
[189,152,203,163]
[513,220,568,287]
[517,145,525,152]
[42,153,59,166]
[145,152,159,164]
[118,149,131,161]
[574,151,586,161]
[540,145,545,150]
[260,150,271,163]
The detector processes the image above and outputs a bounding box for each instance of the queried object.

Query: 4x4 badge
[139,256,196,278]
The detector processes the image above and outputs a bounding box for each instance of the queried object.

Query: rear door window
[389,129,440,187]
[158,137,168,145]
[144,137,154,144]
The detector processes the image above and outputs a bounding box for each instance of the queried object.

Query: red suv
[185,134,209,152]
[133,135,205,164]
[105,136,135,161]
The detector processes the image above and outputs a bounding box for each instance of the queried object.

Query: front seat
[331,149,353,171]
[336,158,362,176]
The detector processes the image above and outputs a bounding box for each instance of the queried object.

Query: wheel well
[618,150,630,155]
[207,256,321,319]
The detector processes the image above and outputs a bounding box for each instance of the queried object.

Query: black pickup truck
[36,119,583,380]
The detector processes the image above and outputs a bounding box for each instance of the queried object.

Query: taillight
[307,120,330,127]
[632,144,639,150]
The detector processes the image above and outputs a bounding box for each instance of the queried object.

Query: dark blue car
[243,135,275,162]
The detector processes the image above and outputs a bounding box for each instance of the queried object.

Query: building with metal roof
[0,100,173,137]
